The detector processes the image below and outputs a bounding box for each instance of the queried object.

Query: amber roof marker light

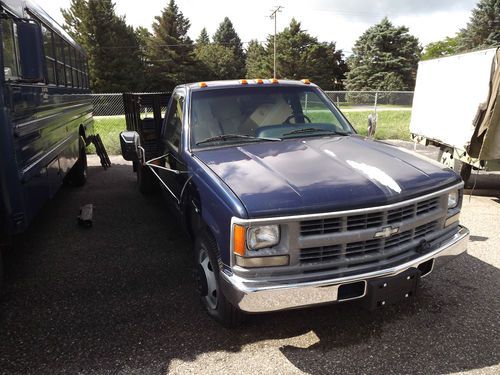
[270,78,279,84]
[239,79,248,85]
[199,82,207,88]
[255,79,264,84]
[301,79,311,84]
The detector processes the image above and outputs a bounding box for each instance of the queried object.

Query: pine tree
[213,17,246,77]
[345,18,421,92]
[147,0,199,90]
[195,44,240,80]
[62,0,143,92]
[253,19,346,89]
[306,42,347,90]
[245,40,270,78]
[458,0,500,51]
[196,28,210,46]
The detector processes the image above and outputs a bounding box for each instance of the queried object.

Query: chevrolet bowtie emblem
[374,226,400,239]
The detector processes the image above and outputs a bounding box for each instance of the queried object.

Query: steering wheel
[283,114,312,124]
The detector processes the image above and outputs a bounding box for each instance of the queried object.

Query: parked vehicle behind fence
[121,79,469,326]
[0,0,93,290]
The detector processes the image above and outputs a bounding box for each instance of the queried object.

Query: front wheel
[194,230,245,327]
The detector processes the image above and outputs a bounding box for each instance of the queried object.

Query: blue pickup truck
[120,80,469,326]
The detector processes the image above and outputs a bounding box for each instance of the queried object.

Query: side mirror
[120,131,141,161]
[16,21,44,81]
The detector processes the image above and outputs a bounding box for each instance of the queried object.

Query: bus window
[83,60,89,89]
[54,35,65,85]
[41,25,56,84]
[1,19,19,79]
[64,42,72,86]
[72,49,79,87]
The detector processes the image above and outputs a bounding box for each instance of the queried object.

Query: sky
[42,0,479,53]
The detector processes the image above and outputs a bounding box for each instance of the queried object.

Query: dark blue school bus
[0,0,93,285]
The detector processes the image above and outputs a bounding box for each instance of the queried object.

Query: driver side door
[159,89,187,209]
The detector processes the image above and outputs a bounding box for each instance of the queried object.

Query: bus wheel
[66,139,88,187]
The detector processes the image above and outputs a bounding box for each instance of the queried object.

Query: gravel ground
[0,151,499,375]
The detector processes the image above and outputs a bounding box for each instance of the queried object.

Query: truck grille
[300,221,439,265]
[300,197,440,236]
[294,192,451,277]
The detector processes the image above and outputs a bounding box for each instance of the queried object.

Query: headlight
[247,225,280,250]
[448,190,459,208]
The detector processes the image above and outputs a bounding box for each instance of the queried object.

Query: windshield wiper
[195,134,281,146]
[283,128,350,137]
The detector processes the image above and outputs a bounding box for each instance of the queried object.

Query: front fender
[188,155,247,266]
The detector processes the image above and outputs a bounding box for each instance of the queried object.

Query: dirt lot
[0,153,499,375]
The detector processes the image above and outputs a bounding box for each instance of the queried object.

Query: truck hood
[194,136,461,218]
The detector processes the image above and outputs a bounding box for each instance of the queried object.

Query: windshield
[190,86,353,147]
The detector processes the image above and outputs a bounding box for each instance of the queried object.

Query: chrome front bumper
[220,226,469,313]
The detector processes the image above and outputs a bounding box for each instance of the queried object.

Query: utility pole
[270,5,283,79]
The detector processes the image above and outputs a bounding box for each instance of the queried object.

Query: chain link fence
[90,91,415,155]
[325,91,414,109]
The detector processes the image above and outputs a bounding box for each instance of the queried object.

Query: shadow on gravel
[0,164,499,374]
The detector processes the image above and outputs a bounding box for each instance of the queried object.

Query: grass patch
[342,110,411,141]
[87,116,126,155]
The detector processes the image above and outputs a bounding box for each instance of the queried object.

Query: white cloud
[40,0,477,51]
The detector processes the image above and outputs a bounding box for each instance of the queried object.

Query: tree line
[422,0,500,60]
[61,0,499,93]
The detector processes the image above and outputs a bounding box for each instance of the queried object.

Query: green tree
[134,26,151,90]
[422,36,459,60]
[458,0,500,51]
[213,17,246,77]
[196,27,210,46]
[304,42,347,89]
[346,17,421,91]
[135,26,152,60]
[255,19,347,89]
[62,0,144,92]
[245,40,270,78]
[147,0,199,90]
[195,44,240,80]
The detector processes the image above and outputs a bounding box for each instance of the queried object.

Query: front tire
[194,230,244,327]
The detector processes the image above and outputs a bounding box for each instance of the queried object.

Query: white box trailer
[410,48,500,182]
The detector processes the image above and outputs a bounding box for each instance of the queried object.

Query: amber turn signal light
[233,225,246,256]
